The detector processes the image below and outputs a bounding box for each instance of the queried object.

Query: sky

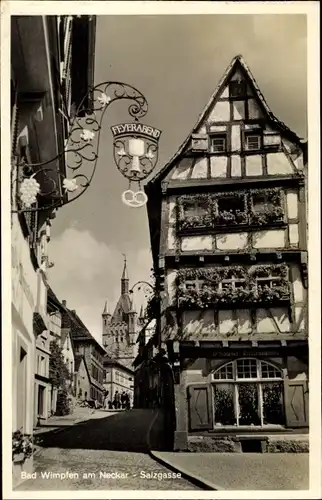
[48,14,307,344]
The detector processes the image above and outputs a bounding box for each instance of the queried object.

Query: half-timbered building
[145,55,308,451]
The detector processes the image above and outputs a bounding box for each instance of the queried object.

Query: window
[120,337,123,343]
[219,271,246,292]
[236,359,258,379]
[252,193,276,214]
[216,195,247,225]
[210,134,226,153]
[245,134,261,151]
[212,359,284,427]
[184,200,209,218]
[179,196,212,231]
[250,190,284,224]
[255,268,286,291]
[217,196,244,214]
[229,80,246,98]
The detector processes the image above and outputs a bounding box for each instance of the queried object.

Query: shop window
[236,359,258,379]
[212,359,284,427]
[210,134,227,153]
[229,80,247,98]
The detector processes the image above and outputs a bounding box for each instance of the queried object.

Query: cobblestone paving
[16,410,199,491]
[16,448,199,490]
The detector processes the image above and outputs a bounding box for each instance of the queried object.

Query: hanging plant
[176,187,285,233]
[177,264,290,309]
[249,188,285,226]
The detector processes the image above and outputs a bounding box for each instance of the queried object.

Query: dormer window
[210,134,227,153]
[229,80,246,98]
[245,133,261,151]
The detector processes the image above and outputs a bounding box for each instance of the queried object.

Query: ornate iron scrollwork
[13,82,160,213]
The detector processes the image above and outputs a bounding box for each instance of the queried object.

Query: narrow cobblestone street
[16,410,199,491]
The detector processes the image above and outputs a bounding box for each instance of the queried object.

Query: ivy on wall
[176,187,285,232]
[176,264,290,309]
[49,339,73,416]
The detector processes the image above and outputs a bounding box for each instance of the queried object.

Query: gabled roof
[103,356,134,375]
[146,54,304,187]
[111,294,132,322]
[62,308,106,354]
[74,354,91,381]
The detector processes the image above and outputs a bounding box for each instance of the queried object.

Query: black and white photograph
[1,1,321,498]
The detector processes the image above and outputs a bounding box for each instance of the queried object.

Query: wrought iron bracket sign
[12,82,161,213]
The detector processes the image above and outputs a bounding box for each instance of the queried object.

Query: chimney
[62,300,67,308]
[71,310,76,314]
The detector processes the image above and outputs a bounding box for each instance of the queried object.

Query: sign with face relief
[111,122,161,183]
[111,121,162,208]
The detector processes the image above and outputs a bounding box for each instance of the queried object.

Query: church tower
[102,300,112,350]
[102,257,140,368]
[121,256,129,295]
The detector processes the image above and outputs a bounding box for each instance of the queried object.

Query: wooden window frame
[215,193,248,226]
[212,359,284,428]
[177,195,213,233]
[229,80,247,99]
[245,132,262,151]
[210,133,227,153]
[255,269,285,291]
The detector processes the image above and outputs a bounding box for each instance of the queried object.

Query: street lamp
[13,82,161,213]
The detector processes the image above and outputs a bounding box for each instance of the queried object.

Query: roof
[103,356,134,375]
[47,285,65,313]
[62,308,107,354]
[121,256,129,281]
[146,54,304,187]
[111,294,132,321]
[102,300,110,315]
[74,354,90,377]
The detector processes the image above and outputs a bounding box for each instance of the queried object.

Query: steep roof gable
[111,294,132,322]
[74,355,91,381]
[147,54,303,186]
[63,308,106,354]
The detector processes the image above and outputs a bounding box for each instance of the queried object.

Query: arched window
[212,358,284,428]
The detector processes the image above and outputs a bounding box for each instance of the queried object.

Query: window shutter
[284,378,309,428]
[187,384,213,431]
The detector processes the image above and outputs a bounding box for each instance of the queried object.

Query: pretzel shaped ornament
[122,189,148,208]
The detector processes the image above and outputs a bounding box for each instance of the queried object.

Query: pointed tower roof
[121,254,129,281]
[146,54,303,186]
[102,300,110,315]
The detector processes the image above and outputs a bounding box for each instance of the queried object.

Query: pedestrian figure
[125,392,130,410]
[108,400,113,409]
[114,391,120,409]
[121,391,127,409]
